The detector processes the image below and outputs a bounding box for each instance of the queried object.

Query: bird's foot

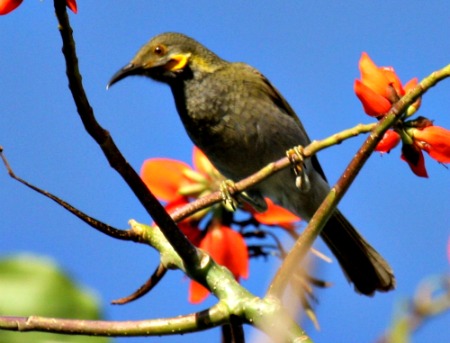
[219,180,239,212]
[219,180,267,212]
[286,146,311,193]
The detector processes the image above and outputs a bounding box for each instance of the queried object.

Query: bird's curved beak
[107,63,144,89]
[107,52,191,89]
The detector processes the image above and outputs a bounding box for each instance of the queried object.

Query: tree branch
[0,147,134,241]
[53,0,199,266]
[111,263,167,305]
[0,220,313,342]
[170,122,377,222]
[0,303,229,337]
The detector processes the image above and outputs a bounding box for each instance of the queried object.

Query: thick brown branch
[53,1,199,265]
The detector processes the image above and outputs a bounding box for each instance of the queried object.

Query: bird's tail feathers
[320,210,395,295]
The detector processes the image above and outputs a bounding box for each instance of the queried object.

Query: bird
[108,32,395,295]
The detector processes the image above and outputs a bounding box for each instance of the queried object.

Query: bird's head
[108,32,224,88]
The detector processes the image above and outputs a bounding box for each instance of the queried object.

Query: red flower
[354,52,419,117]
[65,0,77,13]
[353,53,450,177]
[141,158,194,202]
[140,147,213,245]
[141,147,300,303]
[141,146,217,202]
[252,198,300,230]
[0,0,22,15]
[401,143,428,178]
[400,121,450,177]
[164,197,203,246]
[375,129,401,153]
[0,0,77,15]
[189,222,249,303]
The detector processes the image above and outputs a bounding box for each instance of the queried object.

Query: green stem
[0,303,229,336]
[132,221,312,342]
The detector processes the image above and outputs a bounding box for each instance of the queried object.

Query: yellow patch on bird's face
[164,53,191,72]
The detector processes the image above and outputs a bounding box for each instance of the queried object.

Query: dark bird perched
[108,32,395,295]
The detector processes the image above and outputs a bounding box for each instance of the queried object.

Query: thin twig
[0,147,134,241]
[111,263,167,305]
[0,303,229,336]
[376,276,450,343]
[170,122,377,223]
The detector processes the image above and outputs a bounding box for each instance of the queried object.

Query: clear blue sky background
[1,1,449,342]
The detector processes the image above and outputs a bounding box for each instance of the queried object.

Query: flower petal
[403,77,418,93]
[156,198,204,247]
[401,144,428,178]
[354,79,392,116]
[179,222,203,247]
[188,225,248,303]
[188,280,210,304]
[381,67,405,97]
[224,227,249,279]
[375,130,401,153]
[140,158,192,202]
[413,126,450,163]
[359,52,391,97]
[192,146,219,178]
[253,198,300,229]
[404,78,422,114]
[152,197,204,246]
[0,0,23,15]
[65,0,77,13]
[200,225,249,280]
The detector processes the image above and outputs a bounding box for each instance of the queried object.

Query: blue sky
[1,1,449,342]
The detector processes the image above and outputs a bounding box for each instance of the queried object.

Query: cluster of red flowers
[141,147,300,303]
[0,0,77,15]
[354,52,450,177]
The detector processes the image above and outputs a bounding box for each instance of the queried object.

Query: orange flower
[0,0,77,15]
[375,130,401,153]
[189,223,249,303]
[141,146,301,303]
[411,125,450,164]
[141,158,194,202]
[140,148,215,245]
[141,146,217,202]
[400,119,450,177]
[354,52,419,117]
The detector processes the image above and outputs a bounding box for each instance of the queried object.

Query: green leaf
[0,254,110,343]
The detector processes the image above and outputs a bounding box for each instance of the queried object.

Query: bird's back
[175,62,315,181]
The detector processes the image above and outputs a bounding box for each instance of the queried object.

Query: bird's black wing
[236,63,328,182]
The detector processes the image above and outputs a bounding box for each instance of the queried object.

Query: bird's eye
[153,45,166,56]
